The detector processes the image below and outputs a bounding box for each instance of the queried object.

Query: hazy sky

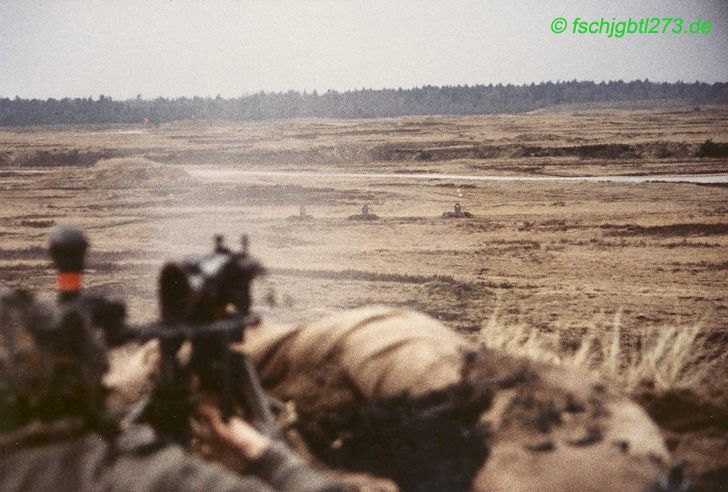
[1,0,726,99]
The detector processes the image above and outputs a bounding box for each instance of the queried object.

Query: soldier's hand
[194,403,271,465]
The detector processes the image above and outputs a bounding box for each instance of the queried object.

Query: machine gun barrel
[118,314,260,345]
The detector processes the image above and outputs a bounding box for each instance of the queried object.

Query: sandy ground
[1,108,727,488]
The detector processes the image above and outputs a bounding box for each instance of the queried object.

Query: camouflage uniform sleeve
[248,441,347,492]
[0,434,276,492]
[101,444,277,492]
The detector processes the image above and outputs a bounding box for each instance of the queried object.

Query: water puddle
[187,168,728,184]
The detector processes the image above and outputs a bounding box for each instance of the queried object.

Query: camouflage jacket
[0,424,344,492]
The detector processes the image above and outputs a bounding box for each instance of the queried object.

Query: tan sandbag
[470,354,670,492]
[241,305,672,492]
[242,305,470,400]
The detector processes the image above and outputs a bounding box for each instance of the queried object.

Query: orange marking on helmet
[57,272,83,292]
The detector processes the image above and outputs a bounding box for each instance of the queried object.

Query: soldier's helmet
[0,288,109,433]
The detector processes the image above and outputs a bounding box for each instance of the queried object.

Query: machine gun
[49,226,280,444]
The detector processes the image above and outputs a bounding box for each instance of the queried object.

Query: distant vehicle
[287,205,314,222]
[442,202,472,219]
[347,204,380,221]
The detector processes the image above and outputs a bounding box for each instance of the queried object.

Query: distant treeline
[1,80,727,126]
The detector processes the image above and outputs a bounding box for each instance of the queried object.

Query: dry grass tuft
[479,306,718,393]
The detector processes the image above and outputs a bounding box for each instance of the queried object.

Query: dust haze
[2,1,728,489]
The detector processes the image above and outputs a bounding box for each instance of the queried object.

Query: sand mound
[91,158,193,189]
[441,211,473,219]
[347,213,380,221]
